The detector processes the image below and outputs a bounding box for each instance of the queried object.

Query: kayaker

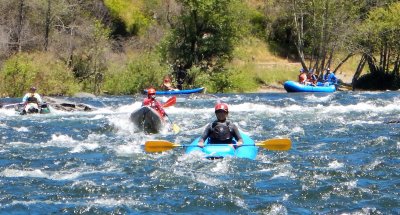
[198,103,243,148]
[160,76,177,91]
[142,88,166,117]
[21,86,44,114]
[22,86,43,105]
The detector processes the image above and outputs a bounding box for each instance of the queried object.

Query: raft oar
[162,96,176,108]
[144,138,291,153]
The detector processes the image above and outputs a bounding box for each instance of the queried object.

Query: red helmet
[147,88,156,95]
[215,103,228,113]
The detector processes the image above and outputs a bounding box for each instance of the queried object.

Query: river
[0,92,399,214]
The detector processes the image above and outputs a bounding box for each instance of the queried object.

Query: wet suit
[200,120,242,144]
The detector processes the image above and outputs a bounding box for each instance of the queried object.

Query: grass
[226,37,300,91]
[229,37,364,90]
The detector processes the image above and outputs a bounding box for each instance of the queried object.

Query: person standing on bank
[198,103,243,148]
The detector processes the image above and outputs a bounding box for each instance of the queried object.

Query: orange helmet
[147,88,156,95]
[215,103,228,113]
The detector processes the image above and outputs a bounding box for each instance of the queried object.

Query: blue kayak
[284,81,336,93]
[185,132,258,160]
[144,87,205,95]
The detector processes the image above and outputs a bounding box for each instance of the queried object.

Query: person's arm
[155,100,166,116]
[36,94,43,104]
[198,123,212,147]
[142,98,150,106]
[231,124,243,146]
[333,74,338,84]
[22,94,28,103]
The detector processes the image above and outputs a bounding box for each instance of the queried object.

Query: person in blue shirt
[323,68,337,85]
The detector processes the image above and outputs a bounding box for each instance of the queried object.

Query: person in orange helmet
[198,103,242,148]
[142,88,166,117]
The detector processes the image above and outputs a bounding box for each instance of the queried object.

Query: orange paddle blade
[256,138,291,151]
[163,96,176,108]
[144,140,181,153]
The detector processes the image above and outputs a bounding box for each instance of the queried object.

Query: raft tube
[144,87,205,95]
[284,81,336,93]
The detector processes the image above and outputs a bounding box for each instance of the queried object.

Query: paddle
[161,96,179,133]
[162,96,176,108]
[164,114,180,134]
[144,138,291,153]
[1,103,23,109]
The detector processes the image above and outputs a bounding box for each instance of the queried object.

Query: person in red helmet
[142,88,166,117]
[198,103,242,148]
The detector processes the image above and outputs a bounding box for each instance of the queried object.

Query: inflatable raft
[185,132,258,160]
[143,87,205,95]
[284,81,336,93]
[130,106,165,133]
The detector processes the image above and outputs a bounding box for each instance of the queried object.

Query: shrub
[0,52,79,97]
[103,53,169,95]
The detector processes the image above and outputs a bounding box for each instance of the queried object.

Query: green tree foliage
[160,0,246,74]
[270,0,361,76]
[103,0,150,35]
[354,2,400,90]
[0,53,79,97]
[72,20,111,95]
[103,53,169,95]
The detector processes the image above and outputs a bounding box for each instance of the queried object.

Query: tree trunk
[352,54,366,90]
[11,0,25,53]
[334,52,354,74]
[44,0,51,51]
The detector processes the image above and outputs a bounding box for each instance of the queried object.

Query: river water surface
[0,92,399,214]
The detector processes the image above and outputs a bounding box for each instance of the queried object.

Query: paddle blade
[256,138,291,151]
[172,124,180,134]
[145,140,180,153]
[163,96,176,108]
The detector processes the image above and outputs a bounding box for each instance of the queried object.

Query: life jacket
[298,73,307,84]
[210,121,233,143]
[27,93,38,103]
[143,98,166,117]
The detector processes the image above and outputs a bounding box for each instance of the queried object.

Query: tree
[353,2,400,90]
[160,0,246,87]
[271,0,361,77]
[72,20,111,95]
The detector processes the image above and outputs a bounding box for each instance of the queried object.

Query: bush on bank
[0,53,79,97]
